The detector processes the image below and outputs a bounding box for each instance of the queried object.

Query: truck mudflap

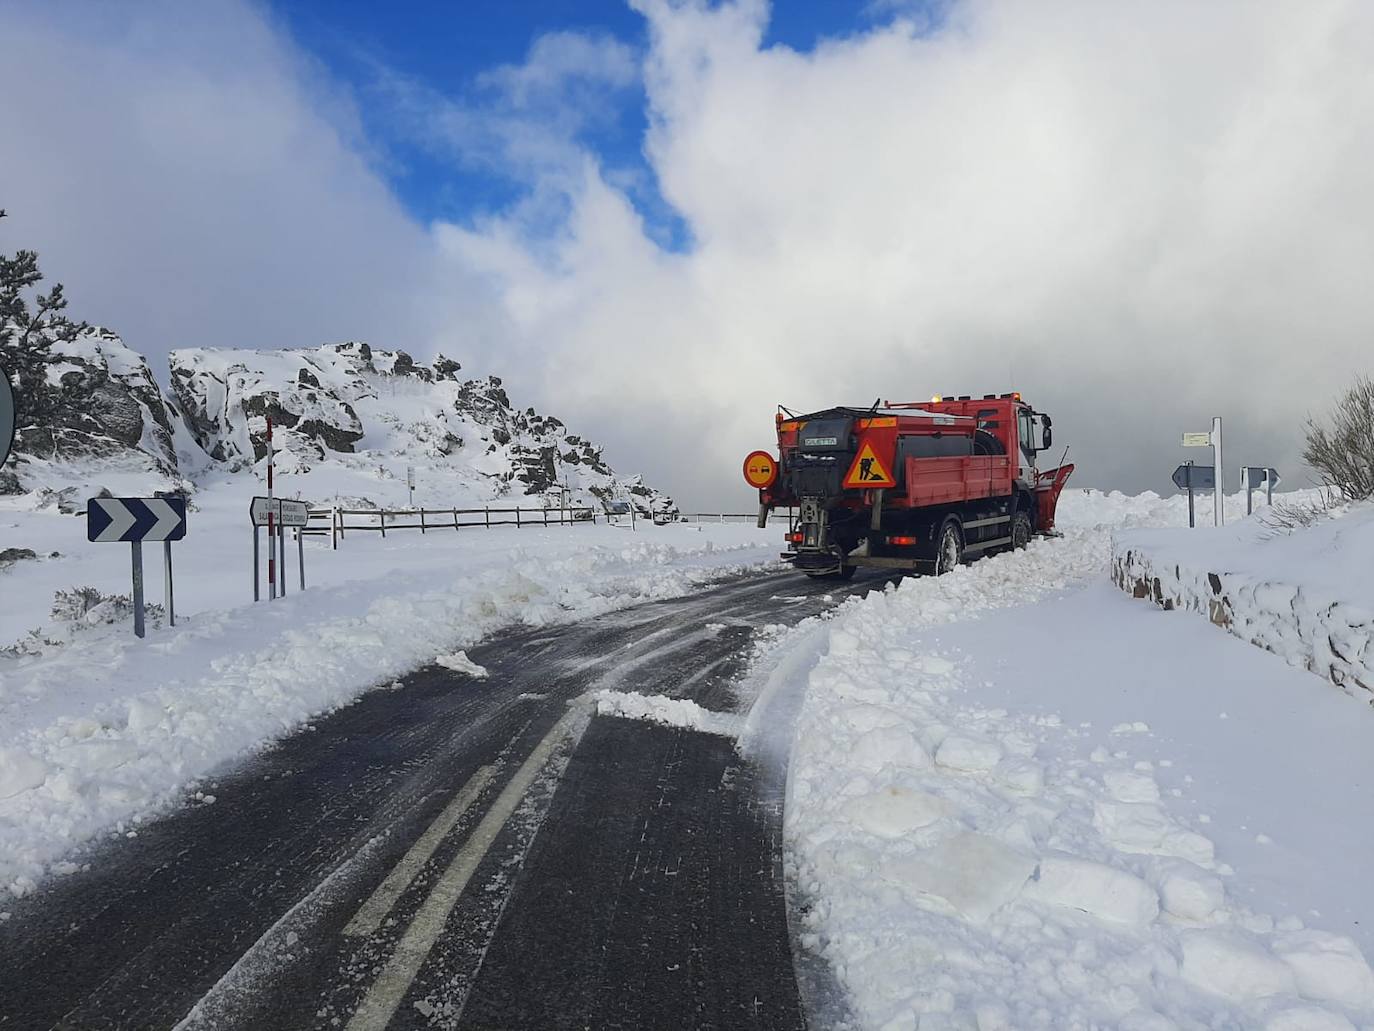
[1034,463,1075,533]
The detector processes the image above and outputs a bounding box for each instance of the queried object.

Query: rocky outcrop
[1,327,183,487]
[2,326,673,511]
[170,346,366,469]
[168,342,677,512]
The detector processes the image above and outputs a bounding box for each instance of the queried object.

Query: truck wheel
[1011,511,1033,549]
[934,518,963,575]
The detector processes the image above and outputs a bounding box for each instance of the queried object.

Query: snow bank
[0,521,777,897]
[740,493,1374,1030]
[1113,501,1374,701]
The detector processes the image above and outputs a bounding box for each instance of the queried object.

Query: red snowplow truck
[744,394,1074,579]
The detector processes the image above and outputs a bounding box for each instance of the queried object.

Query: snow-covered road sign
[1240,467,1280,488]
[1172,464,1215,490]
[86,497,187,638]
[0,364,14,469]
[87,497,187,542]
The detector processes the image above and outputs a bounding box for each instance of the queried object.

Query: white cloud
[436,0,1374,506]
[5,0,1373,508]
[369,29,639,188]
[0,0,446,367]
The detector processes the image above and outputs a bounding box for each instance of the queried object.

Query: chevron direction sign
[87,497,188,543]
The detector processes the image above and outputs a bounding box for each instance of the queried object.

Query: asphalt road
[0,566,899,1030]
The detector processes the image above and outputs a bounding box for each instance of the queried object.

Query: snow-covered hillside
[168,342,675,514]
[2,332,676,515]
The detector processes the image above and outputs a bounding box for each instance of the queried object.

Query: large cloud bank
[5,0,1373,505]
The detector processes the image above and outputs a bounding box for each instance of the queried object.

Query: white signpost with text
[1181,417,1224,526]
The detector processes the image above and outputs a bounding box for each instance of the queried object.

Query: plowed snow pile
[743,491,1374,1031]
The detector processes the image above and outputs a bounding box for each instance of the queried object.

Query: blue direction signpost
[1240,466,1281,514]
[86,497,188,638]
[1172,463,1215,528]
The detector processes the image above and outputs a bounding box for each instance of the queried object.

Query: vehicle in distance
[744,393,1074,579]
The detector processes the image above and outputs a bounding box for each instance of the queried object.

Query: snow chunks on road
[760,527,1374,1030]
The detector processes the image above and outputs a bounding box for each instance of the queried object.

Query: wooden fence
[302,505,598,549]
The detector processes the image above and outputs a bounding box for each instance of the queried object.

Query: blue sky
[268,1,940,249]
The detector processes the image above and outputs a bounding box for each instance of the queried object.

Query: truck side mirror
[1039,413,1053,451]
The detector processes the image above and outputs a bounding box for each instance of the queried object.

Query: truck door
[1016,408,1037,487]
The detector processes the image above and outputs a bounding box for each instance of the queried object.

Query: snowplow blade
[1035,463,1075,533]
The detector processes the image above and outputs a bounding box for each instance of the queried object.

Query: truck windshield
[798,418,851,450]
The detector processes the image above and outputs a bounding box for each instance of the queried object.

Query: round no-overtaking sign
[0,364,14,469]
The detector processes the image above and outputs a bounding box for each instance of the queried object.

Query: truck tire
[934,517,963,575]
[1011,510,1033,549]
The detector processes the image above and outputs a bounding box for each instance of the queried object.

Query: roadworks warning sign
[843,442,896,489]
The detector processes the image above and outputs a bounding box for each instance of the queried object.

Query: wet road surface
[0,567,900,1030]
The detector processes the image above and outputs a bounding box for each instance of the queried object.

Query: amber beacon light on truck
[743,394,1074,580]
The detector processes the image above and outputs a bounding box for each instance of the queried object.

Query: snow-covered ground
[739,490,1374,1031]
[5,475,1371,1031]
[1113,498,1374,702]
[0,472,779,898]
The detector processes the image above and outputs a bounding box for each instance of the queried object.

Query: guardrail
[676,513,759,524]
[303,505,598,550]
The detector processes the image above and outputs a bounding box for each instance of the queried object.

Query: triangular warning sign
[843,442,896,489]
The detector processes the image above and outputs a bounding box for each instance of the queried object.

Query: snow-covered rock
[2,326,193,494]
[168,341,676,513]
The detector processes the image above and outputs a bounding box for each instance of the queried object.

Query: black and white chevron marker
[86,497,187,543]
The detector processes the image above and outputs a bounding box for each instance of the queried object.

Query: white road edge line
[345,709,586,1031]
[342,765,496,938]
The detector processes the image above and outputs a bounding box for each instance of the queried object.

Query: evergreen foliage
[0,208,92,428]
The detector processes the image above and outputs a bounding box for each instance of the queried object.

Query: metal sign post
[1181,421,1223,527]
[86,497,188,638]
[1241,466,1282,514]
[251,497,309,599]
[407,465,415,509]
[1211,417,1224,527]
[267,417,276,601]
[131,541,145,638]
[1172,463,1215,528]
[164,539,175,627]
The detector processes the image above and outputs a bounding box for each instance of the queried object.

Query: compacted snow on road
[744,491,1374,1031]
